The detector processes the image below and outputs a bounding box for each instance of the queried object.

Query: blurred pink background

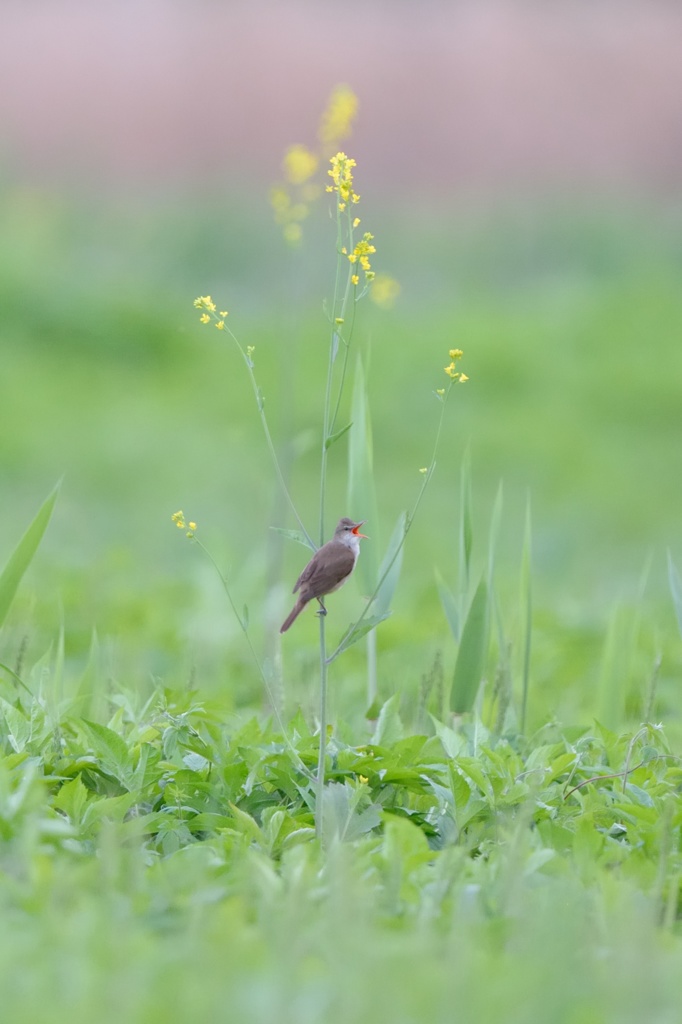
[1,0,681,196]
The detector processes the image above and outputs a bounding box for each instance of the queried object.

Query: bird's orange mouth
[352,521,368,538]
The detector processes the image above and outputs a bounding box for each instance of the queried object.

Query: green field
[1,179,682,1022]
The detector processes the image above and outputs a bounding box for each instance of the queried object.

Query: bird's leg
[315,598,328,617]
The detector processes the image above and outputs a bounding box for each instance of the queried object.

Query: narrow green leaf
[487,480,503,590]
[374,511,407,617]
[242,604,249,630]
[435,567,459,641]
[450,578,489,714]
[667,551,682,640]
[330,613,391,661]
[458,449,473,617]
[325,422,353,450]
[520,496,533,734]
[270,527,316,551]
[0,481,60,630]
[370,693,404,746]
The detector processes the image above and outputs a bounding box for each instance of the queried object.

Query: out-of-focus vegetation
[2,179,682,1022]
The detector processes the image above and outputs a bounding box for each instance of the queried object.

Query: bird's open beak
[352,521,368,539]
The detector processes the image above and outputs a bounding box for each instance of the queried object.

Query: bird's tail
[280,597,307,634]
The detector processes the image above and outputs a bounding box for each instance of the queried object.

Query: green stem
[225,325,315,551]
[315,612,328,839]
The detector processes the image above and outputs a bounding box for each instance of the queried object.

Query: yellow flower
[199,313,210,324]
[358,774,369,785]
[171,510,186,529]
[347,232,376,273]
[449,348,464,360]
[419,467,428,474]
[334,318,344,324]
[215,320,225,330]
[351,274,359,286]
[318,85,358,146]
[353,217,361,228]
[283,144,318,185]
[436,388,445,396]
[220,311,229,318]
[188,522,197,531]
[246,345,255,357]
[283,222,302,244]
[370,274,400,309]
[328,152,357,205]
[444,363,460,379]
[459,373,469,383]
[193,296,216,312]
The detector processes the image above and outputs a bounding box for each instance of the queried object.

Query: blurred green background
[2,185,682,732]
[2,0,682,735]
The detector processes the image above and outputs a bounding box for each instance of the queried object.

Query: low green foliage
[0,673,681,1022]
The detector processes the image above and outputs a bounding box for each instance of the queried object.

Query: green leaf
[54,775,90,825]
[450,578,489,714]
[0,481,60,630]
[228,802,263,843]
[325,422,352,450]
[487,481,504,589]
[371,693,404,746]
[374,511,406,617]
[330,613,391,661]
[0,696,31,753]
[520,495,533,734]
[270,527,316,551]
[321,782,381,843]
[667,550,682,640]
[458,448,473,607]
[435,567,459,641]
[81,720,134,789]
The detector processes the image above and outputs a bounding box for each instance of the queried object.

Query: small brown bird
[280,517,368,633]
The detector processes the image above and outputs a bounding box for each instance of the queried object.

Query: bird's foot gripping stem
[315,599,328,617]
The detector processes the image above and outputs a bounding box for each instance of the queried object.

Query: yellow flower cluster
[444,348,469,382]
[172,511,197,538]
[283,144,319,185]
[271,85,359,245]
[326,152,360,210]
[193,296,228,329]
[318,85,358,147]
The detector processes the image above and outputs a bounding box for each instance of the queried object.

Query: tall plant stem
[225,326,315,551]
[315,612,328,839]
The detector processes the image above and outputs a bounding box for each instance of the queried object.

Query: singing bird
[280,518,368,633]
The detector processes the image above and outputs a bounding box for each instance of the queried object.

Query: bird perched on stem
[280,518,367,633]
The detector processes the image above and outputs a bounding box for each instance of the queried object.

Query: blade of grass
[520,496,532,734]
[0,481,60,631]
[450,577,489,714]
[458,447,473,622]
[667,550,682,640]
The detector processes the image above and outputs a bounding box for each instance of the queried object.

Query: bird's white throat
[337,532,361,558]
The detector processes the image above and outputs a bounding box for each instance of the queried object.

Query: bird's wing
[293,542,355,597]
